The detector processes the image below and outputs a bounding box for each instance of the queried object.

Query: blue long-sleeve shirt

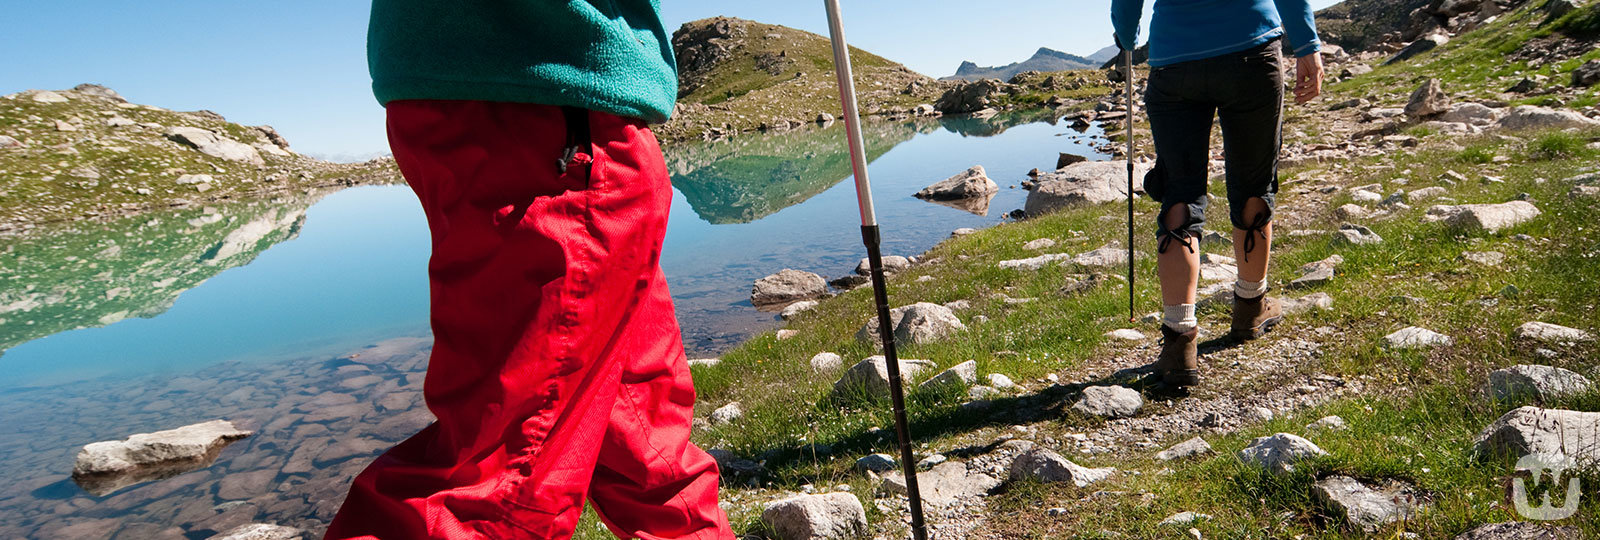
[1112,0,1322,67]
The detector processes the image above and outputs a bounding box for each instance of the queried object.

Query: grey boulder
[915,165,999,200]
[1071,385,1142,418]
[856,302,966,347]
[752,269,827,307]
[1313,475,1426,533]
[1009,447,1115,487]
[761,493,869,540]
[833,355,936,397]
[1024,161,1152,216]
[1472,407,1600,466]
[1486,365,1593,402]
[166,126,265,165]
[72,420,253,496]
[1514,322,1595,345]
[1497,106,1600,131]
[1425,201,1541,232]
[1237,433,1328,475]
[1405,78,1450,118]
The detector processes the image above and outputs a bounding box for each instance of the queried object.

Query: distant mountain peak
[944,47,1098,82]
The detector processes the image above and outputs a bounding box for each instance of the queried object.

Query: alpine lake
[0,110,1113,538]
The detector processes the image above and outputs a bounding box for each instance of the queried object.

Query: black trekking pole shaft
[824,2,928,539]
[1124,49,1137,322]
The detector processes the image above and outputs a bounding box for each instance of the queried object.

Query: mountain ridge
[943,47,1099,82]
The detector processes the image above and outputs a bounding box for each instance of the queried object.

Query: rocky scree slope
[0,84,401,231]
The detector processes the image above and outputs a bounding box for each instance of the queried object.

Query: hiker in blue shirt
[1111,0,1324,389]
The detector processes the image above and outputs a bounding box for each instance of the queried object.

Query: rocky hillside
[1316,0,1436,51]
[943,48,1099,82]
[0,85,400,231]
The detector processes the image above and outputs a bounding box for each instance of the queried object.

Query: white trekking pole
[822,2,929,539]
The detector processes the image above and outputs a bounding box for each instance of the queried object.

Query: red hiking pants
[326,101,733,540]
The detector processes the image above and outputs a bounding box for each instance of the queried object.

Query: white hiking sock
[1235,279,1267,299]
[1163,304,1197,333]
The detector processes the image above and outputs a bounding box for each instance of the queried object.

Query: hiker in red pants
[325,2,735,539]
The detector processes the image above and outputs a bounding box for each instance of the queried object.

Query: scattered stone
[1440,103,1501,126]
[761,493,868,540]
[1282,292,1335,314]
[1407,186,1448,202]
[1023,238,1056,250]
[1472,406,1600,465]
[1074,245,1129,268]
[1105,329,1145,341]
[951,228,977,237]
[1159,511,1212,527]
[1334,203,1369,220]
[54,119,79,132]
[1072,385,1143,419]
[1245,407,1276,423]
[0,135,23,148]
[710,402,743,425]
[915,165,999,200]
[833,355,936,397]
[1350,189,1383,203]
[688,357,721,368]
[986,373,1018,390]
[207,523,303,540]
[1024,161,1153,215]
[1426,201,1541,232]
[1404,78,1449,118]
[30,89,70,103]
[854,255,910,275]
[1009,446,1115,487]
[917,454,947,470]
[1573,60,1600,88]
[919,360,978,392]
[1335,224,1383,245]
[1386,34,1449,65]
[854,453,898,474]
[780,300,819,320]
[72,420,253,496]
[856,302,966,347]
[1313,475,1425,533]
[810,352,844,372]
[1308,416,1349,431]
[881,460,1002,506]
[1236,433,1328,475]
[1155,437,1213,461]
[1514,322,1595,344]
[998,253,1073,270]
[1497,106,1600,131]
[166,126,265,165]
[752,269,828,307]
[1385,326,1453,349]
[776,329,799,340]
[1289,265,1335,289]
[1453,522,1581,540]
[1461,251,1505,266]
[1485,365,1593,402]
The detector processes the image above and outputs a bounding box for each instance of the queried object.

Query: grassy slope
[0,90,399,227]
[575,3,1600,538]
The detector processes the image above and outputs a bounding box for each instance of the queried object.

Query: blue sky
[1,1,1339,160]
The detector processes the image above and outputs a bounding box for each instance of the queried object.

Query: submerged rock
[72,420,253,496]
[207,523,303,540]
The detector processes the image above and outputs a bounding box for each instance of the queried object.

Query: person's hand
[1293,52,1323,104]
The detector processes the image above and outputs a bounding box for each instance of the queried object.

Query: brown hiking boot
[1157,325,1200,388]
[1231,294,1283,341]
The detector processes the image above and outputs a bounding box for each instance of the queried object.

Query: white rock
[919,360,978,391]
[1073,245,1129,267]
[854,256,910,275]
[856,302,966,347]
[998,253,1073,270]
[1236,433,1328,475]
[1426,201,1541,232]
[1498,105,1600,130]
[687,358,721,368]
[1072,386,1142,418]
[1514,322,1594,344]
[1472,407,1600,466]
[1105,329,1146,341]
[880,461,1002,506]
[1385,326,1453,349]
[780,300,820,320]
[752,269,828,306]
[1009,447,1115,487]
[30,90,70,103]
[1461,251,1505,266]
[1439,102,1501,126]
[810,352,844,372]
[854,453,898,473]
[1155,437,1213,461]
[1159,511,1212,527]
[1407,186,1448,202]
[1023,238,1056,250]
[1485,365,1593,402]
[710,402,743,425]
[1335,224,1383,245]
[1024,161,1153,215]
[833,356,936,397]
[915,165,999,200]
[761,493,869,540]
[986,373,1017,389]
[166,126,265,165]
[1313,475,1425,533]
[1282,292,1334,314]
[1307,415,1349,431]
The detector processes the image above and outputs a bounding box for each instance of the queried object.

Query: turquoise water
[0,113,1109,390]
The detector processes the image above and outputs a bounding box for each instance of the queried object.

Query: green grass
[1530,131,1589,160]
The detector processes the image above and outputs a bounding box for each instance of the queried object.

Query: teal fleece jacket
[368,0,679,123]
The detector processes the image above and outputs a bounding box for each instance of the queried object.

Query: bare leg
[1232,197,1272,282]
[1158,206,1201,306]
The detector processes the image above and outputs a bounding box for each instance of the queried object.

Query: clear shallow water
[0,112,1110,537]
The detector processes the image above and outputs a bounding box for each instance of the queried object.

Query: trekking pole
[822,2,928,539]
[1123,49,1137,322]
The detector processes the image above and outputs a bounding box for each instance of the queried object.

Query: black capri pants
[1142,38,1284,257]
